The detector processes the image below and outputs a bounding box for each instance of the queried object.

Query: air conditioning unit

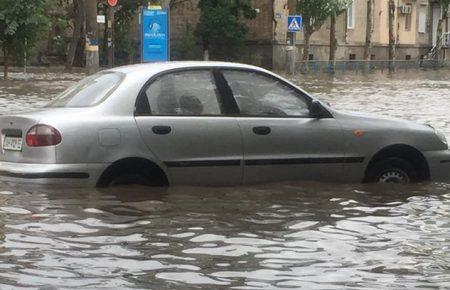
[399,5,412,14]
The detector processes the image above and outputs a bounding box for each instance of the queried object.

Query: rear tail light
[26,124,62,147]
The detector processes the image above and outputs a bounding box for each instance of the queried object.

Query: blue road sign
[141,9,169,62]
[287,15,302,32]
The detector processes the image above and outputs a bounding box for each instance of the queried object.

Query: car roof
[108,61,268,75]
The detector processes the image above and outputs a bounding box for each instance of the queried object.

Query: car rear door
[134,69,243,186]
[220,69,349,184]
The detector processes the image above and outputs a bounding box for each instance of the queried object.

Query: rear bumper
[424,150,450,182]
[0,161,107,187]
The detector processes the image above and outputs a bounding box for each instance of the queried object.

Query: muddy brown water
[0,69,449,289]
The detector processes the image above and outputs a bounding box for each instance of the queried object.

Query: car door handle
[152,126,172,135]
[253,126,271,135]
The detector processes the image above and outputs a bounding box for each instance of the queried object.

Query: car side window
[145,70,223,116]
[221,70,310,117]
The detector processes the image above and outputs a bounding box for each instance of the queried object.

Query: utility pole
[85,0,99,74]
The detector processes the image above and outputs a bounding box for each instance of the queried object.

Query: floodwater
[0,68,449,289]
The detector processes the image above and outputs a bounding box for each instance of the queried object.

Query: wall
[242,0,274,42]
[279,0,436,62]
[169,0,200,40]
[170,0,274,42]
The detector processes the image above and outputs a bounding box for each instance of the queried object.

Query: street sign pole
[287,15,302,74]
[291,32,296,74]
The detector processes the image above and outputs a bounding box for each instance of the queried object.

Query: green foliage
[114,16,140,65]
[195,0,256,58]
[114,0,141,24]
[195,6,247,48]
[171,24,200,60]
[112,1,140,65]
[198,0,257,18]
[297,0,351,34]
[47,0,72,62]
[436,0,450,7]
[0,0,49,63]
[436,0,450,15]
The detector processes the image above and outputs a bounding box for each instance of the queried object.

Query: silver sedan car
[0,61,449,187]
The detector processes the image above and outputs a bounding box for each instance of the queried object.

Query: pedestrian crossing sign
[287,15,302,32]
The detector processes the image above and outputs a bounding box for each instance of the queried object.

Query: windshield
[47,72,125,107]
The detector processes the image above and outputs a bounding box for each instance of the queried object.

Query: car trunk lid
[0,114,56,163]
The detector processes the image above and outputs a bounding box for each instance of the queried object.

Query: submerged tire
[366,157,418,184]
[108,173,150,186]
[97,158,169,187]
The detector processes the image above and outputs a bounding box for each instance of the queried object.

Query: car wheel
[109,173,148,186]
[367,158,417,184]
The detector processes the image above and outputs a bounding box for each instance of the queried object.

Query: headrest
[179,95,203,115]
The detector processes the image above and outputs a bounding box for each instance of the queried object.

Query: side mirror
[309,100,324,118]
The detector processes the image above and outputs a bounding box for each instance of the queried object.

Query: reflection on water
[0,69,449,288]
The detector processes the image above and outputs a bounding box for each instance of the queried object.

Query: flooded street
[0,68,450,289]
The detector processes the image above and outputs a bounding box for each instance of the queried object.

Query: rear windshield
[47,72,125,107]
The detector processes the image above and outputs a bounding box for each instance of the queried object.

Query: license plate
[3,136,23,151]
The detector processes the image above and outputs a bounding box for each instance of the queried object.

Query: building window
[406,55,411,60]
[370,54,376,60]
[418,5,426,33]
[405,5,412,31]
[308,54,314,61]
[347,1,356,29]
[349,54,356,60]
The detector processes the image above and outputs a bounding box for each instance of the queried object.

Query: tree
[297,0,348,62]
[329,12,337,64]
[388,0,396,71]
[172,24,198,60]
[85,0,99,74]
[66,0,85,71]
[435,0,449,58]
[113,0,142,65]
[363,0,374,63]
[0,0,49,79]
[328,0,352,65]
[195,0,256,60]
[45,0,72,62]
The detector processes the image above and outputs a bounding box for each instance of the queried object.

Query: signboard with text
[141,9,169,62]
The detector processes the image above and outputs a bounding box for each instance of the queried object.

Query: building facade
[274,0,449,64]
[171,0,449,69]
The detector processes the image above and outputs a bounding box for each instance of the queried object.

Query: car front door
[220,69,348,184]
[134,69,243,186]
